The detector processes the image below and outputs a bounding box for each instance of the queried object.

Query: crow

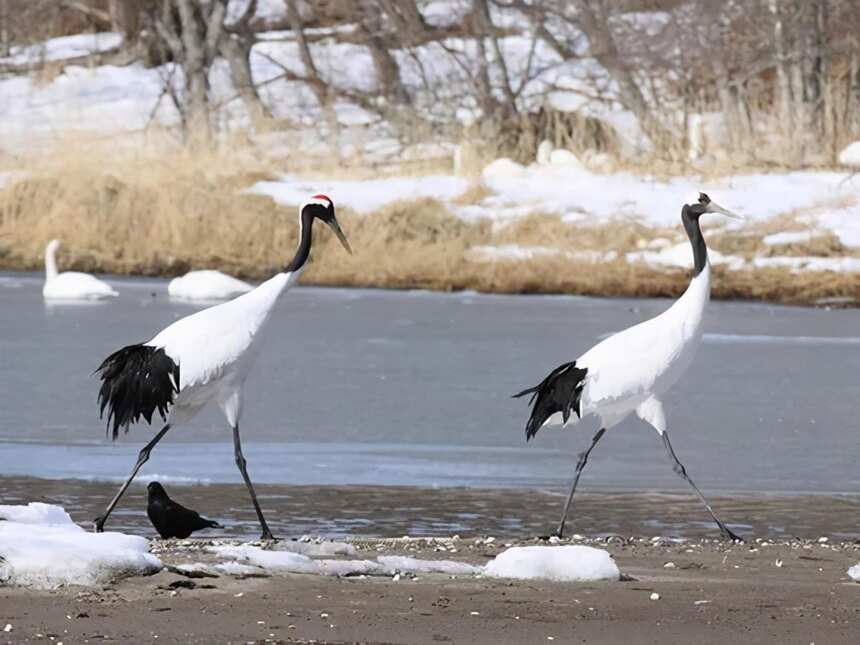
[146,481,223,539]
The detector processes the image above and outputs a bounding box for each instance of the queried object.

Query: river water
[1,272,858,537]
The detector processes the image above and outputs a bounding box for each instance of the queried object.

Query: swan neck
[45,245,58,280]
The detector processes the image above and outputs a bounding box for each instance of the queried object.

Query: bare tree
[219,0,271,124]
[153,0,227,140]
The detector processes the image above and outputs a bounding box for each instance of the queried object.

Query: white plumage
[42,239,118,300]
[550,266,709,433]
[167,270,254,301]
[151,271,298,426]
[516,192,744,540]
[92,194,351,539]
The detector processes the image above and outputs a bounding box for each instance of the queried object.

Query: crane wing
[513,362,588,440]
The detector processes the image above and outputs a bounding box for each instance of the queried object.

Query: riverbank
[1,145,858,306]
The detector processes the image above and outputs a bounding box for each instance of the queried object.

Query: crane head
[684,192,745,221]
[301,194,352,254]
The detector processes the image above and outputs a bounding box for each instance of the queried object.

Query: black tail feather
[96,344,180,440]
[513,361,588,441]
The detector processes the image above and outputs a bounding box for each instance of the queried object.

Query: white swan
[42,239,118,300]
[167,270,254,301]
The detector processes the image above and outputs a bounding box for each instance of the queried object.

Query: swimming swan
[167,270,254,301]
[42,239,118,300]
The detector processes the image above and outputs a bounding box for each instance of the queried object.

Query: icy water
[1,272,859,537]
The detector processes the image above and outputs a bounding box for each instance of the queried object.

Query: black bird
[146,481,223,539]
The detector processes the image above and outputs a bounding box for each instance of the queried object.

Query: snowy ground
[0,503,619,589]
[1,26,858,278]
[0,503,160,589]
[248,162,860,274]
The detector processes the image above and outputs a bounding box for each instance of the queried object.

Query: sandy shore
[2,534,859,644]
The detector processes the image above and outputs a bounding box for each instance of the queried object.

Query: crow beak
[327,216,352,254]
[706,201,745,221]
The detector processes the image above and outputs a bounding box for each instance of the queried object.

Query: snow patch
[814,205,860,248]
[317,559,384,577]
[849,563,860,582]
[626,243,746,271]
[468,244,617,263]
[209,545,319,574]
[0,502,76,526]
[209,541,621,583]
[838,141,860,168]
[0,503,161,589]
[482,158,527,178]
[751,256,860,273]
[215,561,264,576]
[548,149,583,168]
[246,175,469,214]
[0,32,122,66]
[483,545,620,582]
[762,230,824,246]
[279,540,358,557]
[378,555,481,576]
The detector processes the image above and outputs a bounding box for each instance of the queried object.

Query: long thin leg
[232,424,275,541]
[554,427,606,538]
[661,431,742,542]
[93,423,171,533]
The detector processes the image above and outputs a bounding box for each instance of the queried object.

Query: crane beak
[327,217,352,254]
[706,201,745,221]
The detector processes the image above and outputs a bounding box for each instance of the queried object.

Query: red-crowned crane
[93,195,350,540]
[515,193,745,541]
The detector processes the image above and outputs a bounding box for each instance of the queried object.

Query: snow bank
[483,545,620,582]
[0,32,122,66]
[245,174,470,214]
[0,503,161,589]
[814,204,860,248]
[838,141,860,168]
[751,256,860,273]
[0,502,75,525]
[626,242,745,271]
[763,230,824,246]
[466,165,854,226]
[849,563,860,582]
[468,244,616,263]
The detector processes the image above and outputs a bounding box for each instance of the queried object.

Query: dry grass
[0,141,857,306]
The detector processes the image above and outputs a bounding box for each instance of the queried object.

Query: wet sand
[2,535,859,644]
[4,476,860,541]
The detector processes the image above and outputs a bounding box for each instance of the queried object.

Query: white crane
[167,270,254,301]
[515,193,744,541]
[92,195,350,540]
[42,239,119,300]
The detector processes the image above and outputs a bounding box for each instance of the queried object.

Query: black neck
[682,205,707,276]
[284,210,314,273]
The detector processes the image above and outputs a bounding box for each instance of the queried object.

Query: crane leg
[661,431,743,542]
[232,424,275,541]
[93,423,171,533]
[553,427,606,538]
